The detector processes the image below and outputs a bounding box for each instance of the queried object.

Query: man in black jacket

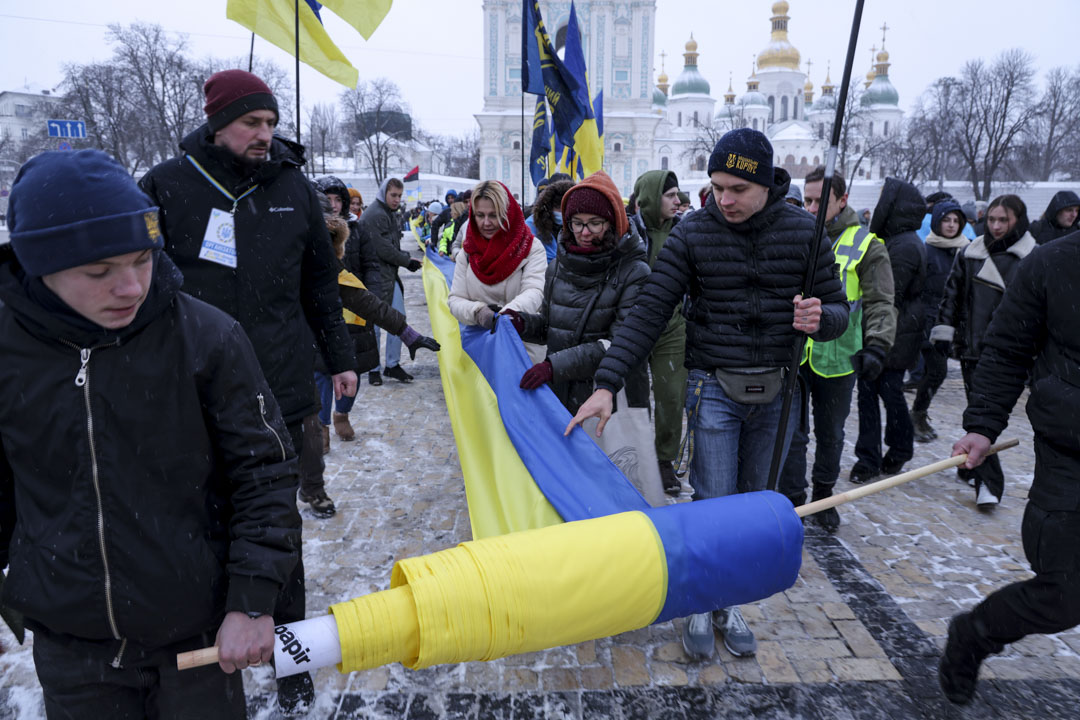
[567,128,848,662]
[138,69,354,714]
[1,150,300,718]
[940,232,1080,705]
[1029,190,1079,245]
[353,176,423,385]
[850,178,927,484]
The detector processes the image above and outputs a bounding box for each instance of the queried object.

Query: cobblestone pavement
[2,240,1078,719]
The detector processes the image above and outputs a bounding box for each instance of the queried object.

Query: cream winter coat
[448,238,548,363]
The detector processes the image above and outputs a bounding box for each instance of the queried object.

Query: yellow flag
[320,0,394,41]
[227,0,359,88]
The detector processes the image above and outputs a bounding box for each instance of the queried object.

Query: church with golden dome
[474,0,903,200]
[652,1,903,182]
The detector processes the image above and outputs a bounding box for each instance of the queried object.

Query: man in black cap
[139,68,354,715]
[1,149,300,718]
[568,128,848,662]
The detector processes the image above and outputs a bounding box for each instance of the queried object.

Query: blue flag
[530,96,551,187]
[594,90,603,139]
[521,0,602,177]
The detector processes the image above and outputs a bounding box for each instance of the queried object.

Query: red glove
[519,360,553,390]
[501,308,525,335]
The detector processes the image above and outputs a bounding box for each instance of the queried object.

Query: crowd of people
[0,68,1077,716]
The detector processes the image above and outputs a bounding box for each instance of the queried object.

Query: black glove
[850,346,886,381]
[933,340,951,356]
[407,335,441,360]
[406,258,423,272]
[486,304,502,334]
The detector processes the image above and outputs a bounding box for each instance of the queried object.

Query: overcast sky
[1,0,1075,138]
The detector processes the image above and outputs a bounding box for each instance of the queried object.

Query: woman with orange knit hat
[506,171,651,416]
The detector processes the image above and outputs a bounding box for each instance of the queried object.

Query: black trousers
[854,368,914,471]
[911,344,949,414]
[33,630,245,720]
[280,422,308,625]
[960,359,1005,501]
[779,366,857,504]
[974,494,1080,645]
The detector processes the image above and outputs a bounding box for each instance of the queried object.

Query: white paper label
[198,208,238,268]
[272,614,341,678]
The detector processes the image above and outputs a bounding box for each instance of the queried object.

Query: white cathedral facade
[475,1,903,201]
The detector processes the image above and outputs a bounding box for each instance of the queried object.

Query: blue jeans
[373,282,405,370]
[314,371,356,426]
[684,369,800,501]
[779,366,857,505]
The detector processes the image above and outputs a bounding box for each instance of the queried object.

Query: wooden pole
[177,646,221,671]
[795,439,1020,518]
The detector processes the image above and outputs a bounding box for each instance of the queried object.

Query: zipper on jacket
[111,638,128,669]
[62,342,123,646]
[258,393,287,462]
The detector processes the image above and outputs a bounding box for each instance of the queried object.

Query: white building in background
[477,0,905,200]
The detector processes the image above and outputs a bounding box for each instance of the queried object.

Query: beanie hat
[347,187,362,200]
[426,201,445,215]
[563,186,617,229]
[9,150,162,277]
[203,70,279,133]
[707,128,774,187]
[662,172,679,193]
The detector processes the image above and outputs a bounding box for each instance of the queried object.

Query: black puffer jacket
[869,178,927,370]
[1030,190,1080,245]
[963,235,1080,510]
[139,125,355,426]
[595,169,848,391]
[932,222,1038,362]
[520,226,651,414]
[0,249,300,651]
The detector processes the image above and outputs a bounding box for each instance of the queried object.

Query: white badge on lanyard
[198,208,238,268]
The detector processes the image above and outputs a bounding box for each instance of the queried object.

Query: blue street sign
[58,141,72,151]
[46,120,87,139]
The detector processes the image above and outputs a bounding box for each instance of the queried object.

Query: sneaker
[277,672,316,716]
[368,370,383,386]
[939,612,1001,705]
[384,365,414,383]
[332,411,355,441]
[911,410,938,443]
[299,489,336,518]
[659,461,681,497]
[976,485,1000,509]
[321,425,330,455]
[849,464,880,485]
[681,612,715,659]
[715,607,757,657]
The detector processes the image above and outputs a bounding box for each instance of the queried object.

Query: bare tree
[340,79,410,186]
[952,49,1037,200]
[106,23,203,163]
[682,119,726,172]
[306,103,339,175]
[417,129,481,179]
[61,61,151,175]
[1019,65,1080,180]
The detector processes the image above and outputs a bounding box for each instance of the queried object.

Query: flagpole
[248,32,255,72]
[294,0,301,148]
[521,82,526,204]
[765,0,867,493]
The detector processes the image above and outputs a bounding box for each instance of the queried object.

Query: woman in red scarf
[448,180,548,362]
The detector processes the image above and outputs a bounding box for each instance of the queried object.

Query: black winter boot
[810,485,840,533]
[659,461,681,497]
[911,410,938,443]
[939,612,1003,705]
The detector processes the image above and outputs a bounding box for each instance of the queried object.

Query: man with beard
[139,69,356,716]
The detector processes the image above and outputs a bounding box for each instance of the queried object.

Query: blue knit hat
[707,128,775,187]
[8,150,162,276]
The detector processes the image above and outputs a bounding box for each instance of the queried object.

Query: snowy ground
[2,232,1079,719]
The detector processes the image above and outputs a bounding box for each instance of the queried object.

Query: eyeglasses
[569,218,609,234]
